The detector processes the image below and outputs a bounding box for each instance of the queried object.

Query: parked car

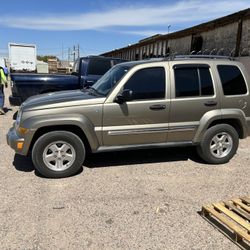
[9,56,126,106]
[7,55,250,178]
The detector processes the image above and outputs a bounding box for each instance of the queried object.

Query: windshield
[91,65,131,96]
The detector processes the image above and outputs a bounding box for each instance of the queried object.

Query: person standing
[0,66,8,115]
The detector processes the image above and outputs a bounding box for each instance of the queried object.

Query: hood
[22,89,105,111]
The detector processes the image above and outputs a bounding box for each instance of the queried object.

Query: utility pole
[167,25,171,34]
[77,44,80,59]
[62,42,64,61]
[73,45,76,61]
[68,48,71,64]
[68,45,79,63]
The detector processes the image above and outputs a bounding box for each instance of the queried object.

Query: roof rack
[170,55,235,61]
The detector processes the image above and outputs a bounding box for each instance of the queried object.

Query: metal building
[102,8,250,60]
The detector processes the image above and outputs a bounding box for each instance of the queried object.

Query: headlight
[15,107,29,136]
[17,127,29,136]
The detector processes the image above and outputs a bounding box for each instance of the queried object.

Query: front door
[102,66,170,146]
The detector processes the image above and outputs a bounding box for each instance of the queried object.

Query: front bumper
[9,95,22,106]
[6,127,29,155]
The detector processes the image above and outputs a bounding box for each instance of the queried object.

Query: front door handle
[149,104,166,110]
[204,101,217,107]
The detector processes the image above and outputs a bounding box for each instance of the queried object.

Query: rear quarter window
[217,65,247,95]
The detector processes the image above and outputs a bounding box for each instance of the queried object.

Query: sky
[0,0,249,60]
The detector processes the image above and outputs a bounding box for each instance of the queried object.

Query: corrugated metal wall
[102,9,250,60]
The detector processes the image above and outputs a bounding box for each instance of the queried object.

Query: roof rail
[172,55,235,60]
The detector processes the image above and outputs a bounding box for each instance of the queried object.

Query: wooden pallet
[202,197,250,249]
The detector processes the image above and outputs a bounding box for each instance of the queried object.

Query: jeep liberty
[7,56,250,178]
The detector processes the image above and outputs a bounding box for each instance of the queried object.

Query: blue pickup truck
[9,56,126,106]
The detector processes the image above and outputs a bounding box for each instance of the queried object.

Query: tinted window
[175,68,199,97]
[175,67,214,97]
[124,67,165,100]
[88,59,111,75]
[200,68,214,95]
[217,65,247,95]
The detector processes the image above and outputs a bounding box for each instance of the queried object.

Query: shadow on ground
[13,154,34,172]
[12,147,205,174]
[84,146,204,168]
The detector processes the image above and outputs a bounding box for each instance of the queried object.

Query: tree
[37,55,59,63]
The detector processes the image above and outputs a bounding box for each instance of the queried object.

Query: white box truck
[8,43,37,72]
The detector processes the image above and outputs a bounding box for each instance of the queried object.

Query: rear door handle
[149,104,166,110]
[204,101,217,107]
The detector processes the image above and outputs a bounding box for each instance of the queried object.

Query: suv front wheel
[197,124,239,164]
[32,131,85,178]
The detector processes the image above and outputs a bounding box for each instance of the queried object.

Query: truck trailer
[8,43,37,73]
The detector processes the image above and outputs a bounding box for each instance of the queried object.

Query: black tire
[32,131,85,178]
[197,124,239,164]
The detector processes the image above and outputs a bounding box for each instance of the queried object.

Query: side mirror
[115,89,133,104]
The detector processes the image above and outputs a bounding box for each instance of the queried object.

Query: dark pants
[0,84,4,109]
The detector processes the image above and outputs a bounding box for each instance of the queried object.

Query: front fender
[22,113,100,151]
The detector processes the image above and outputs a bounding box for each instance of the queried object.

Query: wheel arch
[29,125,92,153]
[193,109,247,143]
[24,114,100,153]
[207,119,244,139]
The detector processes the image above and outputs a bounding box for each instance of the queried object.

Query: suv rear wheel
[197,124,239,164]
[32,131,85,178]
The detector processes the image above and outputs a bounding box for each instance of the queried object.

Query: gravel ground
[0,86,249,250]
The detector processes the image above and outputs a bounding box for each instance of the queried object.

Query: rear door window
[217,65,247,95]
[87,59,111,75]
[199,68,214,96]
[174,66,214,97]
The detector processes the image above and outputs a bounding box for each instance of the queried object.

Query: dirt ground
[0,86,249,249]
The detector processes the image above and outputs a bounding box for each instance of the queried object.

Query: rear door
[168,62,220,142]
